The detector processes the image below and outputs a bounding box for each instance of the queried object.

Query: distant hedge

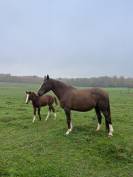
[0,74,133,88]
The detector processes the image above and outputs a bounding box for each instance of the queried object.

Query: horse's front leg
[33,107,37,123]
[64,108,72,135]
[38,107,41,121]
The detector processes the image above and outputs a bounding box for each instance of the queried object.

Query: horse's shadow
[63,124,104,138]
[73,125,93,133]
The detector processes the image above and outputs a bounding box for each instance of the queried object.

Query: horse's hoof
[65,133,69,136]
[65,132,70,136]
[96,124,101,132]
[65,129,72,135]
[108,133,113,137]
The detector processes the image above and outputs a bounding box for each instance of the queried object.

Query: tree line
[0,74,133,88]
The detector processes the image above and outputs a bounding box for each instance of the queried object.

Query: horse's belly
[71,98,96,112]
[60,93,96,111]
[41,103,47,107]
[72,106,94,112]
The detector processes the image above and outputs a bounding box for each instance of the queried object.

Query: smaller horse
[25,91,57,123]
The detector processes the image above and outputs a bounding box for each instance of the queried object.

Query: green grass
[0,83,133,177]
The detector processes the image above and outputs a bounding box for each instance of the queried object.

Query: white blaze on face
[25,94,29,104]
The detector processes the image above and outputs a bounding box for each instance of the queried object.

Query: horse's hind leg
[95,106,102,131]
[64,108,72,135]
[38,108,41,121]
[45,107,51,121]
[50,105,56,119]
[102,110,113,137]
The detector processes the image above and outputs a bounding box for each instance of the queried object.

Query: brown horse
[25,91,57,123]
[38,75,114,136]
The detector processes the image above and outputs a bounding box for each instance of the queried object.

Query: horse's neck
[51,80,73,100]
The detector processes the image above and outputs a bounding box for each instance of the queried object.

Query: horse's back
[89,88,109,98]
[85,88,109,105]
[71,87,108,99]
[39,95,53,106]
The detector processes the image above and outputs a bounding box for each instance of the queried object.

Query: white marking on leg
[96,123,101,131]
[65,129,71,135]
[32,116,36,123]
[70,121,73,131]
[54,113,56,119]
[25,94,29,104]
[109,124,114,132]
[45,111,50,121]
[108,124,114,136]
[65,120,73,135]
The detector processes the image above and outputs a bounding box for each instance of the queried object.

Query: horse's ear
[44,75,47,81]
[44,75,50,81]
[46,75,50,80]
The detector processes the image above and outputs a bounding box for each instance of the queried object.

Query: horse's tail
[54,97,58,106]
[105,98,112,130]
[107,99,111,118]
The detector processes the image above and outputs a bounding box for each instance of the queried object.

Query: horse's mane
[30,92,38,97]
[52,79,75,90]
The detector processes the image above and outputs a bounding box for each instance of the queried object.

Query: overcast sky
[0,0,133,78]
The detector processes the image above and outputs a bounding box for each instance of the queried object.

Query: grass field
[0,83,133,177]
